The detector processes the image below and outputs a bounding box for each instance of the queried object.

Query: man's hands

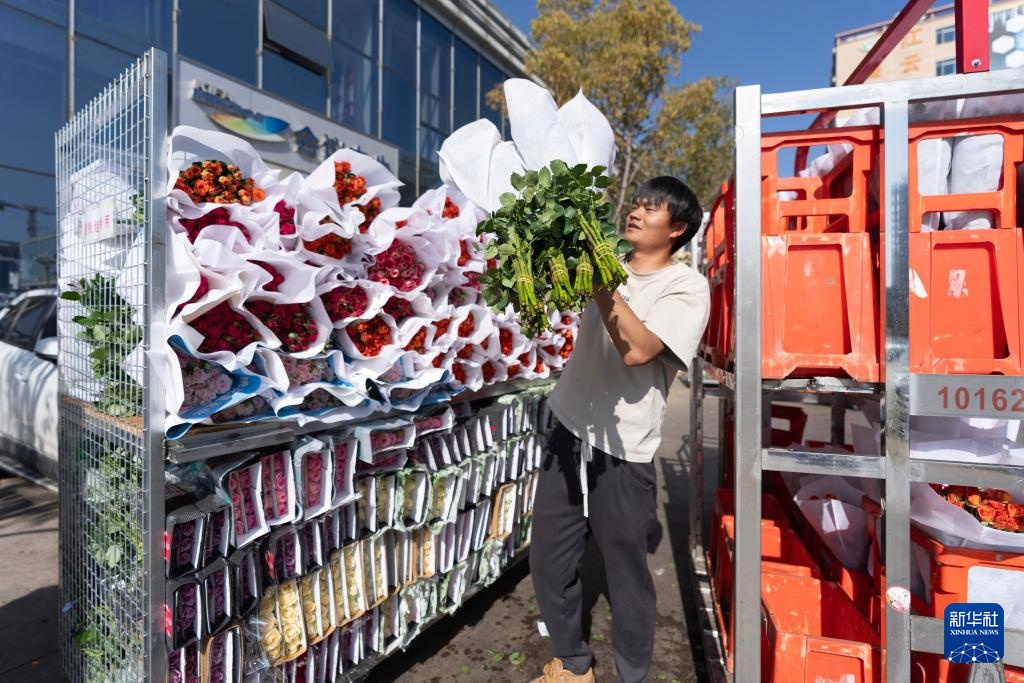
[593,286,665,367]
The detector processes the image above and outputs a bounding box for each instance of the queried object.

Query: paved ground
[0,476,66,682]
[0,382,711,683]
[368,382,709,683]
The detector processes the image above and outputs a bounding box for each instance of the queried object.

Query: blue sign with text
[944,603,1004,664]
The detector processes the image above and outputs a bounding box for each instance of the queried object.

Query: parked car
[0,289,58,482]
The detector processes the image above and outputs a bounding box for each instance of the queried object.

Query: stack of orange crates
[699,113,1024,381]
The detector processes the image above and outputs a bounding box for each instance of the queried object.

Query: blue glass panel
[179,0,258,85]
[0,6,65,174]
[382,71,416,153]
[332,40,377,136]
[76,0,170,55]
[383,0,416,77]
[263,50,327,114]
[334,0,377,56]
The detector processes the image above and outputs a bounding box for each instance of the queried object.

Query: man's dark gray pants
[529,422,658,683]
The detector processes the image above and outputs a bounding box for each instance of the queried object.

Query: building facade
[0,0,529,294]
[834,0,1024,85]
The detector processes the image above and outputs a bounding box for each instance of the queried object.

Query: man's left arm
[593,288,665,367]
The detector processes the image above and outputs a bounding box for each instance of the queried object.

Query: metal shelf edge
[763,449,886,479]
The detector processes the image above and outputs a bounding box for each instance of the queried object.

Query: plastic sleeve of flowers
[242,250,320,305]
[166,236,236,323]
[162,335,275,439]
[292,437,334,522]
[437,119,509,214]
[330,436,360,508]
[166,125,281,212]
[171,294,280,370]
[352,419,416,463]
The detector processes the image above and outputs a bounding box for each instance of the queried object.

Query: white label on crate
[968,566,1024,630]
[81,198,116,244]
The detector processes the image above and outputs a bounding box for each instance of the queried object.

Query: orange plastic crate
[712,526,821,672]
[762,126,882,235]
[761,232,880,381]
[761,575,882,683]
[907,229,1024,374]
[708,489,790,588]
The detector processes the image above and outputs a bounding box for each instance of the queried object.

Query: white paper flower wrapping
[243,250,320,305]
[166,125,281,213]
[171,293,280,371]
[438,79,616,212]
[169,200,282,254]
[297,150,402,260]
[318,277,393,328]
[258,171,304,251]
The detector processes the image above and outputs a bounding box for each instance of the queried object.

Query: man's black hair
[631,176,703,252]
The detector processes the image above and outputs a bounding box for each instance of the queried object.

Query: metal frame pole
[955,0,991,73]
[144,48,170,683]
[881,98,912,683]
[732,84,763,683]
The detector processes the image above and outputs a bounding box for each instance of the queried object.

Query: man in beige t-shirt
[530,177,710,683]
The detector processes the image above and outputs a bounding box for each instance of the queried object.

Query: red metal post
[955,0,990,73]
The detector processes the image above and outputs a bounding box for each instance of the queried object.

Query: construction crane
[0,200,55,239]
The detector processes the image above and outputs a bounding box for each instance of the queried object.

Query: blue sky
[491,1,936,94]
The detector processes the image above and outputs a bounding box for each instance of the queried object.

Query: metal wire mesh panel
[56,50,166,683]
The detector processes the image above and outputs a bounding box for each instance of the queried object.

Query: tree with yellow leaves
[488,0,733,223]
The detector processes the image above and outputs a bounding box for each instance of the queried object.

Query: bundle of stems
[479,161,630,336]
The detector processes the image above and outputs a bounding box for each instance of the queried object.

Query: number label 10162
[938,386,1024,413]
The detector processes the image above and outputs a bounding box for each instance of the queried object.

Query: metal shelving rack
[55,48,553,683]
[688,68,1024,683]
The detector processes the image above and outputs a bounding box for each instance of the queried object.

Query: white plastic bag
[794,476,871,571]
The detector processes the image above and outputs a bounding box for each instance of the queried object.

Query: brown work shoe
[529,658,595,683]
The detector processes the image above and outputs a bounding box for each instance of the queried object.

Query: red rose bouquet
[935,484,1023,532]
[245,300,321,354]
[189,302,261,354]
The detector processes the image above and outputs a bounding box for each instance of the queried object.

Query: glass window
[332,40,377,136]
[936,25,956,45]
[383,0,417,77]
[333,0,376,56]
[280,0,326,30]
[453,38,477,129]
[0,299,27,340]
[396,150,417,204]
[480,58,505,132]
[264,1,330,69]
[0,6,65,175]
[179,0,258,85]
[6,296,50,349]
[419,158,441,193]
[419,126,445,164]
[264,49,327,114]
[0,170,57,245]
[39,303,57,340]
[382,72,416,153]
[74,37,137,110]
[420,12,450,132]
[936,58,956,76]
[75,0,170,55]
[2,0,66,26]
